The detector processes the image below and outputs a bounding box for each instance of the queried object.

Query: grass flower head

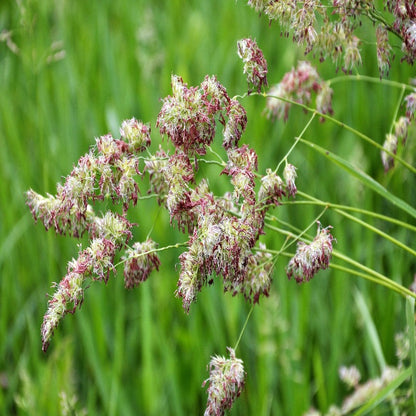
[286,222,335,283]
[203,347,245,416]
[123,239,160,289]
[237,37,268,93]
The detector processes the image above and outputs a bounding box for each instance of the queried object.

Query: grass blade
[354,289,386,371]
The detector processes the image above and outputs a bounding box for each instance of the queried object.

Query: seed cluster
[286,223,335,283]
[155,75,280,311]
[26,119,160,351]
[265,61,333,121]
[203,347,245,416]
[247,0,416,72]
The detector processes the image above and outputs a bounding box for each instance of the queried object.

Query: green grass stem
[292,192,416,233]
[328,74,415,92]
[233,305,254,351]
[299,138,416,218]
[288,190,416,255]
[265,221,416,299]
[332,251,416,299]
[354,289,400,416]
[406,296,416,412]
[258,93,416,174]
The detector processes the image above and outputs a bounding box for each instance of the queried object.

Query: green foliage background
[0,0,415,414]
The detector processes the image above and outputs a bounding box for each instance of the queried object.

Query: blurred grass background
[0,0,415,414]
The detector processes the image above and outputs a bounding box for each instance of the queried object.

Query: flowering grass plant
[20,0,416,414]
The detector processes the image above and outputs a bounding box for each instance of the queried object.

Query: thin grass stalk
[294,191,416,232]
[332,251,416,299]
[255,92,416,174]
[274,112,316,173]
[354,289,400,416]
[333,210,416,257]
[328,74,415,92]
[329,263,409,297]
[405,296,416,411]
[299,138,416,219]
[268,203,416,256]
[265,221,416,299]
[388,85,406,135]
[234,305,254,351]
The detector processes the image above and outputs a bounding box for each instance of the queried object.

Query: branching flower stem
[115,242,188,268]
[268,208,329,256]
[329,2,395,39]
[365,8,394,33]
[275,112,317,173]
